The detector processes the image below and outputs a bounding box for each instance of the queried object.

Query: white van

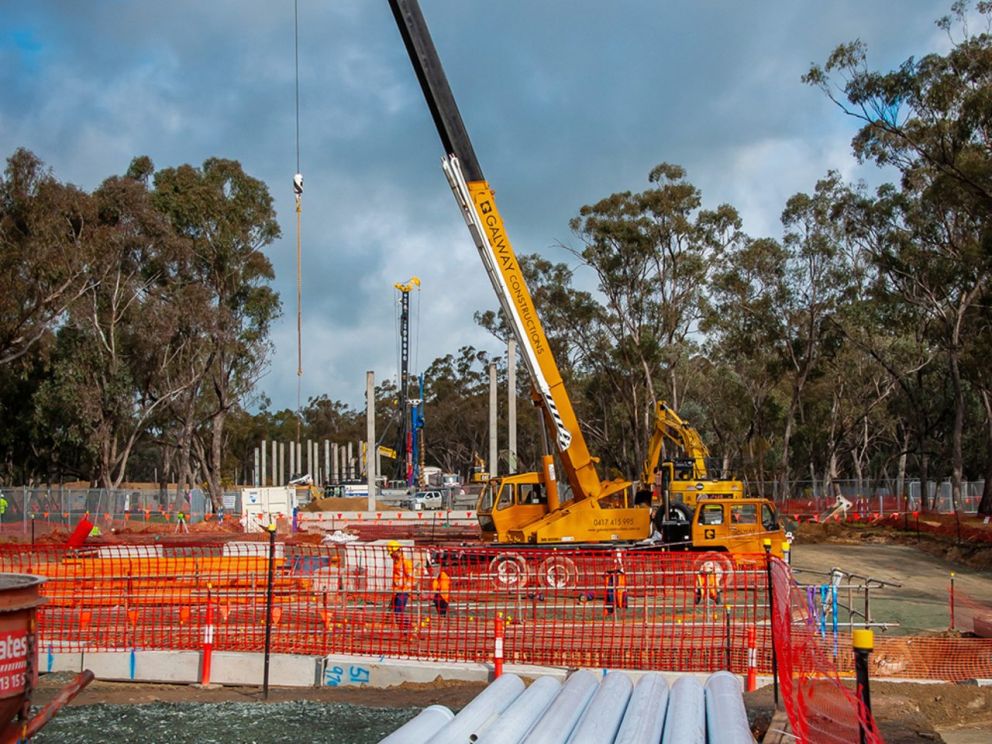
[404,490,444,510]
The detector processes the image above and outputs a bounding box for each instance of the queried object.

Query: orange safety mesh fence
[951,585,992,638]
[772,558,884,744]
[785,506,992,545]
[13,541,992,740]
[0,543,775,675]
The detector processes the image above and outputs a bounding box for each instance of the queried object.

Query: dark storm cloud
[1,1,952,409]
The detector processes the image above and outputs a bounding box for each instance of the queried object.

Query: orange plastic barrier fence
[0,543,775,674]
[7,542,989,741]
[773,559,884,744]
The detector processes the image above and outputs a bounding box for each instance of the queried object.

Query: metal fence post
[763,538,779,708]
[853,629,874,744]
[262,522,277,699]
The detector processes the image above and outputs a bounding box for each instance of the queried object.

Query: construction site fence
[769,478,985,515]
[6,542,990,741]
[0,543,778,675]
[0,487,239,535]
[790,509,992,545]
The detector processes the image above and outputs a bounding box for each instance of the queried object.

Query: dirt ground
[25,519,992,742]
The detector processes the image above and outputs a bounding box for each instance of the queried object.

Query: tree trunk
[949,348,964,513]
[780,406,795,503]
[979,391,992,517]
[207,409,226,510]
[896,426,908,513]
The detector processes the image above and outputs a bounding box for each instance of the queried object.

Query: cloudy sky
[1,1,955,411]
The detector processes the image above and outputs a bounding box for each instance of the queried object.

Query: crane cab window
[518,484,545,505]
[477,484,495,512]
[762,503,779,531]
[730,504,757,524]
[700,504,724,525]
[496,484,515,510]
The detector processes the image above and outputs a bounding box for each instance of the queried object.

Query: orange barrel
[0,574,46,732]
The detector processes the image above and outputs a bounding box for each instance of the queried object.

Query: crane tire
[489,553,530,590]
[537,555,579,589]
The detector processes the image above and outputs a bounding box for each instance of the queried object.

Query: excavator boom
[641,401,711,485]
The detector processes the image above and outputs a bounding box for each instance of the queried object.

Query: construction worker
[387,540,413,629]
[695,559,722,606]
[430,562,451,617]
[0,493,7,525]
[604,552,627,615]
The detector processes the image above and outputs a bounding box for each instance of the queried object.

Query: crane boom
[381,1,785,552]
[388,0,606,501]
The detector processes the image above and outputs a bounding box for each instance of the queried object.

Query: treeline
[2,4,991,516]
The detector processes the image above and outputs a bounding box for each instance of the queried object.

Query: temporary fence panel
[0,544,777,675]
[771,558,884,744]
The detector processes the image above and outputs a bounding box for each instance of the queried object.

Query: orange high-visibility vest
[696,568,720,598]
[432,571,450,602]
[392,555,413,592]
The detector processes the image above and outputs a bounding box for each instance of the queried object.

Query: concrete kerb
[39,649,753,691]
[40,650,956,691]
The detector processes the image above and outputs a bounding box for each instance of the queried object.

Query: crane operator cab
[477,474,552,542]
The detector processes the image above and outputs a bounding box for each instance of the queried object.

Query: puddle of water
[32,701,418,744]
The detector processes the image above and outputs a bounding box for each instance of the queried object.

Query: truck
[639,401,746,521]
[388,0,786,558]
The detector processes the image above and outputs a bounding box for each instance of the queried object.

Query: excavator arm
[641,401,711,485]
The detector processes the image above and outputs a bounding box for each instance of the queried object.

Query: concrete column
[296,442,302,478]
[260,440,267,487]
[508,339,517,473]
[331,443,338,482]
[347,442,354,480]
[271,440,277,487]
[289,441,296,481]
[489,362,498,478]
[324,440,330,484]
[253,447,260,486]
[277,441,284,486]
[366,371,376,512]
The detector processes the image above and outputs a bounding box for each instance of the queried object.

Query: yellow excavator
[640,401,745,521]
[469,452,490,484]
[388,0,785,558]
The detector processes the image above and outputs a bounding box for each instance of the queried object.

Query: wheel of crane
[537,555,579,589]
[488,553,530,590]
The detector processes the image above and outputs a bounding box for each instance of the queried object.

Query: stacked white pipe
[378,669,755,744]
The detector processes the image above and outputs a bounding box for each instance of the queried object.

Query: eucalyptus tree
[567,164,742,476]
[705,235,788,496]
[152,158,280,508]
[806,1,992,508]
[35,168,199,489]
[0,149,95,367]
[420,347,493,476]
[770,175,855,499]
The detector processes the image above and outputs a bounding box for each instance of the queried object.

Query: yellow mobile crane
[387,0,785,557]
[641,401,745,521]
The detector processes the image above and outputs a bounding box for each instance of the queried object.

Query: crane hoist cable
[293,0,304,440]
